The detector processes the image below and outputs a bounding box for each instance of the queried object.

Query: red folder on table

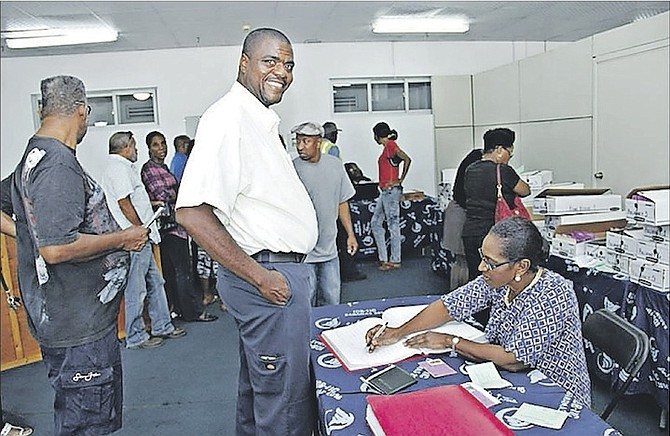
[366,385,514,436]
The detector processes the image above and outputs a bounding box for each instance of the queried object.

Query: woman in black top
[462,128,530,281]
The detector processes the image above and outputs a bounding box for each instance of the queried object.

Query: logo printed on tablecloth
[317,353,342,369]
[310,339,326,352]
[603,296,621,313]
[315,317,341,330]
[315,379,343,401]
[646,307,668,330]
[495,407,534,430]
[323,407,355,435]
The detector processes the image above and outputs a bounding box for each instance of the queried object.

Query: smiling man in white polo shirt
[175,28,317,436]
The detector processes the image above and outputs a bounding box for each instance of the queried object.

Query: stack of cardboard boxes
[606,187,669,291]
[520,170,587,225]
[534,184,669,292]
[533,188,627,261]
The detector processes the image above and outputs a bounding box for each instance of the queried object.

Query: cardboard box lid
[627,189,669,204]
[534,187,611,199]
[625,185,670,199]
[546,210,626,224]
[553,219,627,238]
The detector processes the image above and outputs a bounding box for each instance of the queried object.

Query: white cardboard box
[625,188,670,226]
[441,168,457,185]
[585,240,608,260]
[636,239,670,265]
[524,182,585,209]
[544,211,626,227]
[550,234,589,260]
[606,229,645,258]
[629,259,669,291]
[533,188,622,215]
[605,249,632,274]
[521,170,553,190]
[643,224,670,242]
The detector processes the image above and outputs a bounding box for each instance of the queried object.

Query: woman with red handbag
[462,128,530,284]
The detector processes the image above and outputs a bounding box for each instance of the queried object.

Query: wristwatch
[451,336,461,350]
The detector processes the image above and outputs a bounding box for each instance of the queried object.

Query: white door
[594,42,670,197]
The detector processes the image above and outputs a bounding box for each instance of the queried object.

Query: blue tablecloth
[311,296,621,436]
[349,197,443,258]
[547,256,669,412]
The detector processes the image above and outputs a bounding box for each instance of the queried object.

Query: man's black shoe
[342,271,367,282]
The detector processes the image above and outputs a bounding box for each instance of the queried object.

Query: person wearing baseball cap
[291,121,358,306]
[320,121,341,158]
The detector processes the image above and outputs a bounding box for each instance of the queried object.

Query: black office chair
[582,308,650,420]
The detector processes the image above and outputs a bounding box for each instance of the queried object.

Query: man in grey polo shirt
[291,121,358,306]
[175,28,318,436]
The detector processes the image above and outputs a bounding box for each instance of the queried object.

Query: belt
[251,250,306,263]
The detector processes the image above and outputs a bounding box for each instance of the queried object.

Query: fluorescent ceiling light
[372,16,469,34]
[1,29,63,39]
[6,28,118,49]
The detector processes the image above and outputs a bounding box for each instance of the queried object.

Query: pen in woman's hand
[367,322,388,353]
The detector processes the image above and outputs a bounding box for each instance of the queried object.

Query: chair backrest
[582,308,650,420]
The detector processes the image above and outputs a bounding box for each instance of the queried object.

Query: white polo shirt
[176,82,318,255]
[100,153,161,244]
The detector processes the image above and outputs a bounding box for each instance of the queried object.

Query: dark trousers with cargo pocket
[41,328,123,436]
[218,262,315,436]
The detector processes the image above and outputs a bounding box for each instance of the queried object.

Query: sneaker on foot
[157,327,187,339]
[342,271,367,282]
[1,422,33,436]
[128,336,164,349]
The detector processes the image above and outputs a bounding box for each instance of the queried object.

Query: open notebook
[320,304,487,371]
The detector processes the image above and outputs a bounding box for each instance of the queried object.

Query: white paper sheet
[511,403,570,430]
[465,361,512,389]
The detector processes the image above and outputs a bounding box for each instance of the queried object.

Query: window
[333,84,368,113]
[88,96,114,126]
[408,82,432,110]
[31,87,158,129]
[332,78,431,113]
[371,82,404,111]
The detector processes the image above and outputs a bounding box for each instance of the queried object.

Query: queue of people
[0,26,594,436]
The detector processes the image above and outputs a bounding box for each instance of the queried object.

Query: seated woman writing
[366,217,591,406]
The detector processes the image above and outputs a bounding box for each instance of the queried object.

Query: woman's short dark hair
[145,131,165,147]
[489,217,548,271]
[372,122,398,140]
[483,127,515,152]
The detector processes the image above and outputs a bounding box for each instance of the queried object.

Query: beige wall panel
[594,11,669,57]
[519,38,593,121]
[473,62,520,126]
[518,119,593,187]
[432,75,473,128]
[434,127,475,188]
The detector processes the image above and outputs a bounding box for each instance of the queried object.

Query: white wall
[1,40,557,195]
[592,13,669,196]
[433,12,669,197]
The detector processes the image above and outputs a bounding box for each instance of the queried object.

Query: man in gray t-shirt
[10,75,148,436]
[292,121,358,306]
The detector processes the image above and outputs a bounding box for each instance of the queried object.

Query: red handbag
[494,164,531,222]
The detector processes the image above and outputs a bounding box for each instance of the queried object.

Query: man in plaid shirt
[141,131,217,323]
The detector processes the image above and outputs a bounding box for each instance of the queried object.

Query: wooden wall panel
[1,235,42,371]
